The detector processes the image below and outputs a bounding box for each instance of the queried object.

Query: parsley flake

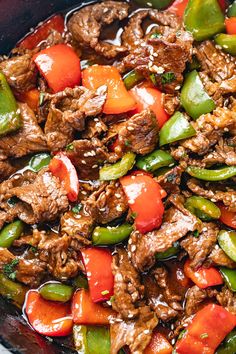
[3,259,19,280]
[161,72,176,85]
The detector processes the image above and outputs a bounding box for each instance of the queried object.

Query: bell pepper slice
[159,112,196,146]
[156,242,180,261]
[29,152,51,172]
[186,165,236,181]
[33,44,81,93]
[185,196,221,221]
[123,70,144,90]
[216,329,236,354]
[73,325,111,354]
[129,85,169,128]
[73,325,88,353]
[228,1,236,17]
[25,290,73,336]
[176,304,236,354]
[218,204,236,229]
[218,230,236,262]
[220,268,236,292]
[134,0,174,9]
[0,273,27,307]
[184,0,225,41]
[0,73,22,137]
[0,220,24,248]
[72,289,115,325]
[120,174,164,234]
[144,331,173,354]
[49,152,79,202]
[19,14,64,49]
[92,224,133,245]
[168,0,189,17]
[15,88,40,111]
[214,34,236,56]
[180,70,216,120]
[225,17,236,34]
[39,282,73,302]
[81,248,114,303]
[99,152,136,181]
[184,259,223,289]
[82,65,136,115]
[136,149,175,173]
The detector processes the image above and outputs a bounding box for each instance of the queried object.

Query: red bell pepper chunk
[218,0,229,12]
[176,304,236,354]
[129,85,169,128]
[15,88,40,111]
[184,259,223,289]
[218,203,236,229]
[19,14,64,50]
[82,65,136,115]
[81,247,114,303]
[144,331,173,354]
[72,289,115,325]
[168,0,189,18]
[33,44,81,93]
[120,174,164,234]
[49,152,79,202]
[25,290,73,337]
[225,17,236,34]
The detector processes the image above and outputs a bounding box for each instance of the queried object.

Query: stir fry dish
[1,0,236,353]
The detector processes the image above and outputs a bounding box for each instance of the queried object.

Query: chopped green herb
[150,73,157,86]
[130,212,138,220]
[110,295,115,302]
[101,290,109,295]
[150,32,161,39]
[125,140,131,147]
[30,246,38,254]
[166,172,176,183]
[66,143,74,151]
[3,258,19,280]
[72,203,82,214]
[161,72,176,85]
[200,333,209,339]
[178,329,187,339]
[39,92,45,106]
[193,230,200,238]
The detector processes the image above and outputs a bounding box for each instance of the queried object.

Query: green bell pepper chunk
[73,325,111,354]
[187,56,201,71]
[186,165,236,181]
[159,112,196,147]
[185,196,221,221]
[180,71,216,120]
[134,0,173,9]
[123,70,144,90]
[73,274,89,290]
[92,224,133,245]
[220,268,236,292]
[73,325,88,354]
[99,152,136,181]
[39,282,73,302]
[0,220,24,248]
[156,242,180,260]
[216,329,236,354]
[218,230,236,263]
[136,149,175,172]
[0,273,26,307]
[29,153,51,172]
[0,72,22,136]
[214,34,236,56]
[227,1,236,17]
[184,0,225,41]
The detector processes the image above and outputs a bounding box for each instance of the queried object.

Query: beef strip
[0,103,47,160]
[203,138,236,166]
[118,109,159,155]
[60,211,93,243]
[155,166,182,195]
[68,1,129,58]
[205,246,236,269]
[217,287,236,315]
[112,248,144,320]
[0,53,37,92]
[163,93,180,116]
[81,117,108,139]
[180,222,219,270]
[0,160,17,182]
[185,285,217,316]
[84,181,128,224]
[128,195,202,272]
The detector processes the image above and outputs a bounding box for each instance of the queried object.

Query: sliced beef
[205,246,236,269]
[185,285,217,316]
[81,117,108,139]
[68,1,129,58]
[60,211,93,243]
[180,223,219,270]
[0,160,16,181]
[0,103,47,160]
[84,181,128,224]
[128,195,201,272]
[203,138,236,167]
[155,166,182,195]
[217,287,236,315]
[0,53,37,92]
[112,248,144,320]
[110,306,158,354]
[163,93,180,116]
[118,109,158,155]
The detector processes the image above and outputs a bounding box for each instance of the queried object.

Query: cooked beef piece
[42,30,64,48]
[84,181,128,224]
[128,195,201,272]
[110,306,158,354]
[180,223,219,270]
[60,211,93,243]
[112,248,144,320]
[44,86,107,151]
[0,103,47,160]
[68,1,129,59]
[187,178,236,212]
[217,287,236,315]
[0,247,46,287]
[118,109,158,155]
[203,138,236,166]
[205,246,236,269]
[163,93,180,116]
[81,118,108,139]
[185,285,217,316]
[0,160,16,182]
[155,166,182,195]
[0,53,37,92]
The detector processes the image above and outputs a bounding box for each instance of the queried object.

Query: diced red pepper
[82,65,136,115]
[144,331,173,354]
[72,289,115,325]
[25,290,73,337]
[81,247,114,303]
[176,304,236,354]
[19,14,64,50]
[130,170,167,198]
[184,259,223,289]
[218,0,229,12]
[225,17,236,34]
[15,89,40,111]
[33,44,81,93]
[218,203,236,229]
[168,0,189,17]
[49,152,79,202]
[120,174,164,234]
[129,85,169,128]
